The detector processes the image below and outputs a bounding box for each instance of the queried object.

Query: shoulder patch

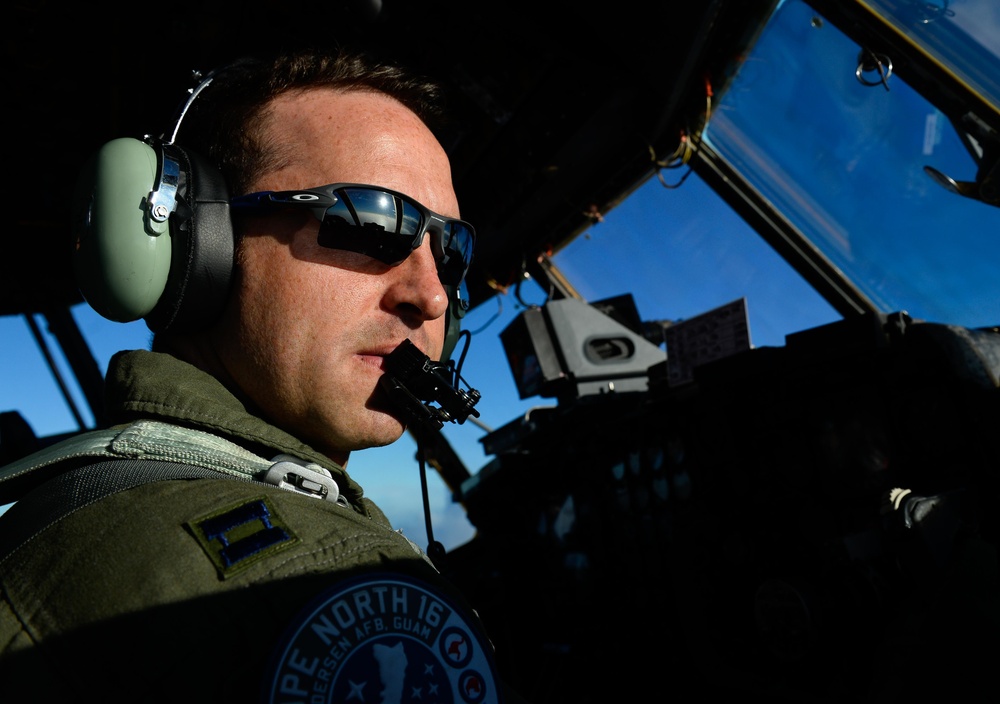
[264,572,502,703]
[186,495,299,578]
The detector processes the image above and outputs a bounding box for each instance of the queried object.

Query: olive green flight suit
[0,350,507,703]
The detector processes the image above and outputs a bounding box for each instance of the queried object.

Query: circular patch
[264,572,502,703]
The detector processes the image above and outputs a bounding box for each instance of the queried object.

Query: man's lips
[356,352,389,373]
[357,341,411,372]
[358,338,438,381]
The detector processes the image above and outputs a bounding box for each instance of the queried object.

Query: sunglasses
[230,183,476,286]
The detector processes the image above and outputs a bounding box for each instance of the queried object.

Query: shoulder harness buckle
[263,454,345,505]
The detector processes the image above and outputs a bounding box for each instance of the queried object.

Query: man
[0,48,517,702]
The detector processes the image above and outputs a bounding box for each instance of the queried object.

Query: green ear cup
[73,138,174,322]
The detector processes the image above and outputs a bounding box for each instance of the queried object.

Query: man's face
[211,89,459,465]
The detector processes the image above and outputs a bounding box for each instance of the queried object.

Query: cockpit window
[700,0,1000,327]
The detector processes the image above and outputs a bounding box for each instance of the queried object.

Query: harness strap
[0,420,278,505]
[0,458,251,565]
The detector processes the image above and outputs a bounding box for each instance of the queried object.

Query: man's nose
[384,236,449,323]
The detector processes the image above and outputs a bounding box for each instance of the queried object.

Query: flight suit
[0,349,505,703]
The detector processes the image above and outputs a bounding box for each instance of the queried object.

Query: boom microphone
[378,339,481,431]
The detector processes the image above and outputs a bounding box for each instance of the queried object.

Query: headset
[72,65,469,361]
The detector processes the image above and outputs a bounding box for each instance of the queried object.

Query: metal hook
[856,49,892,91]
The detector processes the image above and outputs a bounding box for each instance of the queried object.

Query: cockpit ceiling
[5,0,780,316]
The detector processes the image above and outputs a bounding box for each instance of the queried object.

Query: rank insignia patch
[264,573,502,703]
[187,495,299,578]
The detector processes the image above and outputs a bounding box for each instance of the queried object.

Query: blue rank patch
[264,572,502,704]
[187,495,299,578]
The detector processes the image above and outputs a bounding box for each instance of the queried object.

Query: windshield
[551,0,1000,331]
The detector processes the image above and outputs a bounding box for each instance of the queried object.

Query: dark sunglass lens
[436,223,475,285]
[315,186,473,284]
[318,188,422,264]
[338,188,406,233]
[319,188,421,264]
[445,224,475,263]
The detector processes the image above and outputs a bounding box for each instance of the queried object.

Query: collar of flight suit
[103,348,370,510]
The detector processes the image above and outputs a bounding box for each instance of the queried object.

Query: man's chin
[359,413,409,453]
[369,377,414,427]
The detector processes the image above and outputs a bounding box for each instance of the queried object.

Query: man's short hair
[178,47,448,198]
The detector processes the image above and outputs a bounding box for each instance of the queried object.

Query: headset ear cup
[144,145,234,333]
[73,138,174,322]
[73,140,235,333]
